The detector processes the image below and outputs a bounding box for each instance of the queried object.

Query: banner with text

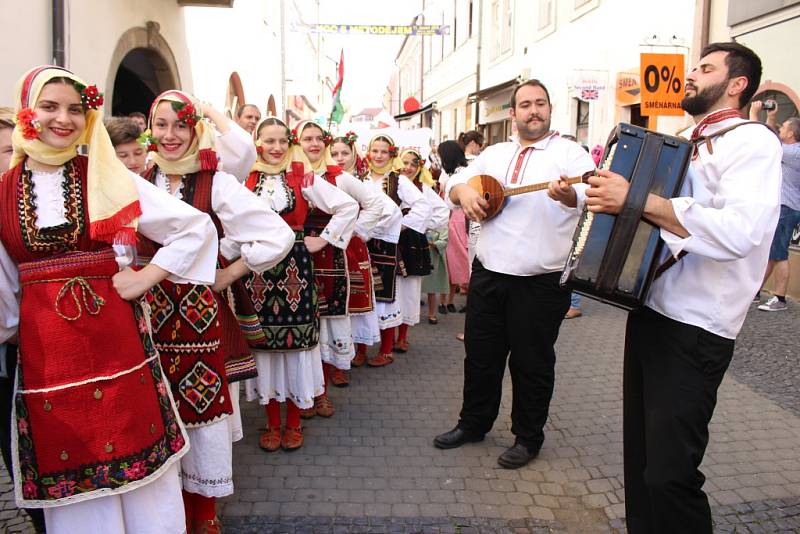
[305,24,450,36]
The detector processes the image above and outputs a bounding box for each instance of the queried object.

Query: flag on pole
[330,49,345,124]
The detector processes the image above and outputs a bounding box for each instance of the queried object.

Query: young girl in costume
[329,133,401,376]
[242,117,357,450]
[357,135,430,365]
[396,149,449,348]
[0,65,218,534]
[297,124,396,392]
[142,90,294,533]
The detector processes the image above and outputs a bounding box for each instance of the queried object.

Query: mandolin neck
[503,174,586,198]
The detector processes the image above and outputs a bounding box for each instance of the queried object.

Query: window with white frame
[490,0,513,59]
[571,0,599,20]
[537,0,555,33]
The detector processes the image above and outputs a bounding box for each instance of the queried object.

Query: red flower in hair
[322,132,333,146]
[16,108,41,140]
[255,141,264,155]
[388,145,399,157]
[288,128,299,146]
[171,101,200,127]
[74,82,104,110]
[344,131,358,145]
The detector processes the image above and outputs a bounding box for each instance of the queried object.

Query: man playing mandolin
[434,79,595,468]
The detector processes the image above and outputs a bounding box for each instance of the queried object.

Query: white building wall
[0,0,191,106]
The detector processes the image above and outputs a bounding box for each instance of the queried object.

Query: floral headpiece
[73,81,104,110]
[288,128,299,146]
[322,130,333,146]
[171,100,200,126]
[387,144,399,157]
[255,139,264,154]
[16,108,41,140]
[342,131,358,145]
[138,128,158,152]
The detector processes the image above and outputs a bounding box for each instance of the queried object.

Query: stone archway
[106,22,180,117]
[267,95,277,117]
[225,72,246,118]
[752,81,800,124]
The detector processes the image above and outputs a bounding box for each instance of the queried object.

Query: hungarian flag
[330,49,345,124]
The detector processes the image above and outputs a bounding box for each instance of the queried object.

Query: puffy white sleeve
[423,185,450,230]
[444,154,487,209]
[211,171,295,273]
[0,243,19,343]
[335,172,391,241]
[397,175,430,234]
[215,119,257,182]
[660,127,783,261]
[134,174,219,284]
[302,176,359,249]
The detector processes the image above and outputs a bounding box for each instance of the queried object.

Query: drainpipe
[700,0,711,50]
[52,0,66,67]
[474,0,483,127]
[280,0,287,123]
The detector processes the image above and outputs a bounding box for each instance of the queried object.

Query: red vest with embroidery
[0,157,187,506]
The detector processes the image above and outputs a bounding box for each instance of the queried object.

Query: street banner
[305,24,450,36]
[330,49,345,124]
[640,53,685,116]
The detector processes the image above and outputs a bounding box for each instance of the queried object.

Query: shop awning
[394,102,435,121]
[468,77,522,103]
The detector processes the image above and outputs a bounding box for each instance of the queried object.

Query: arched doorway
[106,23,180,117]
[751,81,800,124]
[225,72,245,119]
[267,95,277,117]
[112,48,176,116]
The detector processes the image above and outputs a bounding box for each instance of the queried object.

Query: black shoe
[446,303,457,313]
[438,304,448,314]
[433,427,484,449]
[457,305,467,313]
[497,441,539,469]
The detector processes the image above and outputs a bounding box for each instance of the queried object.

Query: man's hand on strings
[451,184,488,222]
[547,176,577,208]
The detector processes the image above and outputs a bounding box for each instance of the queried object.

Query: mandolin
[466,171,594,221]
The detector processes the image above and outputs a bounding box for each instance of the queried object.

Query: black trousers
[1,344,46,533]
[624,307,734,534]
[458,261,570,448]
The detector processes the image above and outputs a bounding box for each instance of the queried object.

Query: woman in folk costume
[298,125,397,392]
[357,135,430,365]
[242,117,357,450]
[396,149,449,349]
[142,90,295,532]
[0,66,218,534]
[329,133,401,377]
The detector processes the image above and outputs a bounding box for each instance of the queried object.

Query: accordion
[560,123,693,310]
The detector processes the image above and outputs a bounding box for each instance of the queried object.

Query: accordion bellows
[561,123,693,310]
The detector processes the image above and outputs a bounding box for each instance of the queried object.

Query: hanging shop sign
[640,53,685,116]
[305,24,450,36]
[571,71,608,102]
[480,89,514,124]
[616,71,641,106]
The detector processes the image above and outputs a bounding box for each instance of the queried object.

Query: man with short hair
[435,79,595,469]
[236,103,261,134]
[582,42,782,533]
[128,111,147,133]
[758,114,800,311]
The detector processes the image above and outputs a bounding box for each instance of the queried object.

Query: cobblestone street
[2,296,800,533]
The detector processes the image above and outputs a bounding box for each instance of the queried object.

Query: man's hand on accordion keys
[585,170,630,214]
[547,176,578,208]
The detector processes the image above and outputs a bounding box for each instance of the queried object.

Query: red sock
[181,489,194,525]
[192,493,217,522]
[380,328,395,354]
[355,343,366,356]
[322,362,333,395]
[397,324,409,342]
[286,400,301,428]
[265,399,281,429]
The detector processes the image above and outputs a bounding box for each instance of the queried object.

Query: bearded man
[580,42,782,533]
[434,79,595,469]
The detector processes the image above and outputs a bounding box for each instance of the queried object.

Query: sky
[312,0,424,114]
